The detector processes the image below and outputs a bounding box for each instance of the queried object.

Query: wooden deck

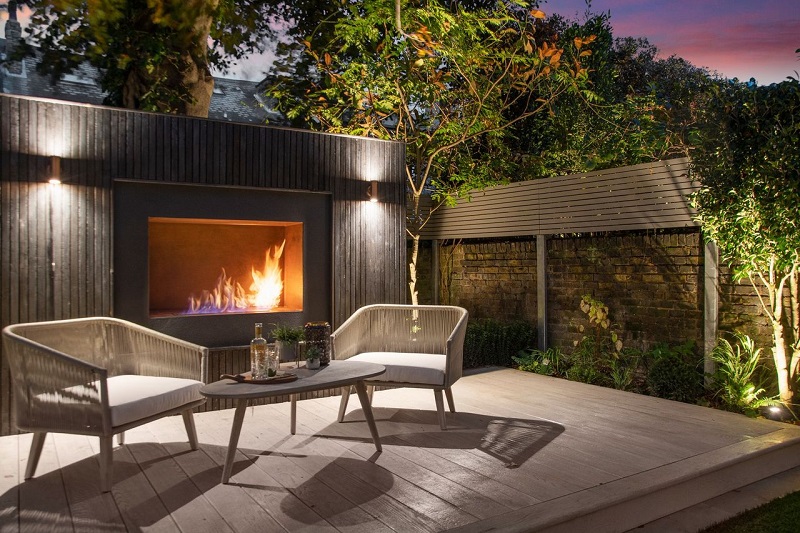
[2,367,800,532]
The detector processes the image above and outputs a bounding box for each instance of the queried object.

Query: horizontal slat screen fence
[420,158,698,239]
[0,94,406,435]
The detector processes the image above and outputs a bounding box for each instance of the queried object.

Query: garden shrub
[463,318,536,368]
[512,347,567,377]
[707,331,775,416]
[644,341,704,403]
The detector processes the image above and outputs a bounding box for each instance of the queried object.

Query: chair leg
[445,387,456,413]
[24,432,47,480]
[433,389,447,430]
[117,431,125,446]
[99,435,114,493]
[182,409,199,450]
[338,386,351,422]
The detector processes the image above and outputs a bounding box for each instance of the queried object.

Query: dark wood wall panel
[0,94,406,435]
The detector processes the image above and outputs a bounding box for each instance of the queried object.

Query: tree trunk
[407,189,422,305]
[177,0,217,118]
[770,282,793,404]
[773,320,792,404]
[121,0,216,118]
[409,234,420,305]
[788,267,799,386]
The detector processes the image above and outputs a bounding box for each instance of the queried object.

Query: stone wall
[425,230,777,355]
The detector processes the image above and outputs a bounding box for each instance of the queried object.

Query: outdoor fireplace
[114,181,332,347]
[148,218,303,317]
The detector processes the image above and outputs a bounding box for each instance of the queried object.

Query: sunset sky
[2,0,798,84]
[545,0,799,85]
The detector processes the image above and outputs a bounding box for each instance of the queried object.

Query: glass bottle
[250,322,267,378]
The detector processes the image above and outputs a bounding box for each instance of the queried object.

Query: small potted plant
[272,324,305,363]
[305,345,322,369]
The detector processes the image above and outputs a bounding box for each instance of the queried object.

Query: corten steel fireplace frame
[0,94,407,434]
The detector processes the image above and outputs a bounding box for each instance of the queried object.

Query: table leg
[290,394,297,435]
[354,380,382,452]
[221,399,248,484]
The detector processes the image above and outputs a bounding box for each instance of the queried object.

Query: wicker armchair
[2,317,208,492]
[331,304,468,429]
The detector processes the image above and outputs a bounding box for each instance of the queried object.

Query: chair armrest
[331,308,369,360]
[2,329,110,435]
[445,309,469,387]
[107,319,207,381]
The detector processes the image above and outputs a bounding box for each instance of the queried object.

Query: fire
[186,240,286,314]
[249,240,285,310]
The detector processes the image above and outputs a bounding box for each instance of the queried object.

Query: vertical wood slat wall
[0,94,407,435]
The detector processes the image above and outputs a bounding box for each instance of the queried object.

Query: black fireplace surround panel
[113,180,332,347]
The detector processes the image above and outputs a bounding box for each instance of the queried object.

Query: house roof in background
[0,37,271,124]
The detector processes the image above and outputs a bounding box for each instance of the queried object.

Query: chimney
[4,1,23,75]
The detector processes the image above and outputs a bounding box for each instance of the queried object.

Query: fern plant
[709,331,774,416]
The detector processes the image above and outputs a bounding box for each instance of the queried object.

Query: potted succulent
[305,345,322,369]
[271,324,305,363]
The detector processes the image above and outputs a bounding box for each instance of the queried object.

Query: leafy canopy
[265,0,597,211]
[691,79,800,278]
[511,11,715,178]
[691,77,800,404]
[14,0,281,113]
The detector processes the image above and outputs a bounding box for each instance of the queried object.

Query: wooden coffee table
[200,360,385,483]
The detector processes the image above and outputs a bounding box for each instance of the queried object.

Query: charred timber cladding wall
[0,94,406,435]
[437,231,776,355]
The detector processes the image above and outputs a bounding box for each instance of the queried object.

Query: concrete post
[537,234,548,351]
[704,240,719,378]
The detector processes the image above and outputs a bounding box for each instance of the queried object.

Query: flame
[249,240,285,310]
[185,240,285,314]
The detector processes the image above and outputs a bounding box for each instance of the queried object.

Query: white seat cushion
[106,375,203,427]
[348,352,446,386]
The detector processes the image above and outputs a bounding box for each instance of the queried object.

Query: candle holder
[304,321,331,366]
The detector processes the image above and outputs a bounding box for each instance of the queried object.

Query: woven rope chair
[2,317,208,492]
[332,304,468,429]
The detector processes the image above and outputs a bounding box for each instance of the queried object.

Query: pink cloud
[546,0,799,83]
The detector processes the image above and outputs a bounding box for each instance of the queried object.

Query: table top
[200,360,385,400]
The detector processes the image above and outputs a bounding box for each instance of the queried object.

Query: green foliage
[512,347,567,377]
[606,348,643,392]
[14,0,280,114]
[690,78,800,404]
[574,294,623,357]
[305,344,322,360]
[263,0,598,302]
[708,331,775,416]
[512,13,714,178]
[512,294,708,403]
[270,324,304,343]
[463,319,536,368]
[514,295,640,390]
[644,341,703,403]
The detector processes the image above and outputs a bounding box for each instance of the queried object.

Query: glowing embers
[149,218,303,318]
[187,240,286,314]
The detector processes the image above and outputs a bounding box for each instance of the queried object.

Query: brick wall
[718,265,777,346]
[444,240,538,323]
[547,232,703,352]
[428,230,777,355]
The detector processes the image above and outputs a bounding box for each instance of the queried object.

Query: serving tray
[219,371,298,384]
